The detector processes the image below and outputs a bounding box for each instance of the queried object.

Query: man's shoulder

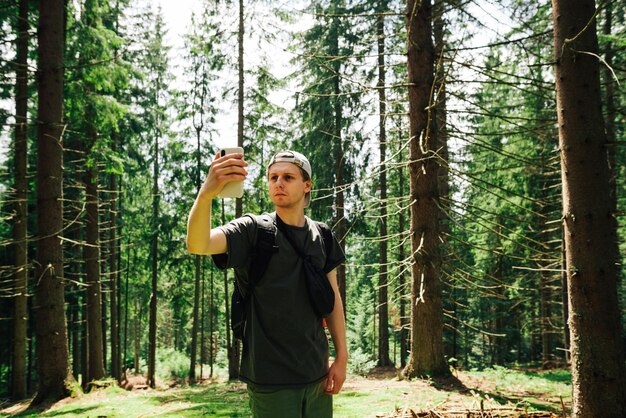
[245,212,276,233]
[306,217,332,239]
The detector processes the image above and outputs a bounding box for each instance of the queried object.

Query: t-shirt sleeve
[322,224,345,274]
[211,215,256,270]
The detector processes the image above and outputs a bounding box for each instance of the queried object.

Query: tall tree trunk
[189,93,204,382]
[398,167,408,368]
[403,0,449,378]
[236,0,244,220]
[209,268,215,378]
[190,255,201,383]
[65,168,83,383]
[32,0,75,404]
[200,262,206,381]
[330,16,347,314]
[433,0,451,361]
[133,300,139,373]
[223,199,240,380]
[376,6,392,368]
[84,163,104,383]
[551,0,626,415]
[148,128,160,388]
[109,171,119,382]
[123,246,131,371]
[226,0,246,380]
[11,0,29,401]
[560,236,570,364]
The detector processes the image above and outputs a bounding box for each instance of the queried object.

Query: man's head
[268,150,312,208]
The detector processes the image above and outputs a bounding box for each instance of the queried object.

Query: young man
[186,150,348,418]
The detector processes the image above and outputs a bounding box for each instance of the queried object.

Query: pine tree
[403,0,449,378]
[551,0,626,414]
[11,0,29,401]
[178,3,225,384]
[32,0,76,404]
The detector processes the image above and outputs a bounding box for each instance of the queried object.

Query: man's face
[268,162,311,209]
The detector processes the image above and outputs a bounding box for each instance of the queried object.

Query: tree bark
[200,261,206,381]
[560,236,570,364]
[398,167,408,368]
[84,164,104,383]
[190,255,201,383]
[189,69,205,382]
[551,0,626,415]
[433,0,451,361]
[236,0,244,219]
[403,0,449,378]
[148,128,160,388]
[226,0,246,380]
[376,5,392,368]
[329,15,347,315]
[11,0,29,401]
[32,0,76,405]
[109,171,119,382]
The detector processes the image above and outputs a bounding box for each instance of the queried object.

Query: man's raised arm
[186,152,248,255]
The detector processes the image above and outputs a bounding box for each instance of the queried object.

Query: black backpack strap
[314,221,333,263]
[246,213,278,293]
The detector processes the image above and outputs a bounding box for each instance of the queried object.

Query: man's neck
[275,206,306,227]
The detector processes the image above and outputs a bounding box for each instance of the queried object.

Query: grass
[463,366,572,411]
[1,367,571,418]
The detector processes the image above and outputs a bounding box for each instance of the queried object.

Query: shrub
[155,347,190,381]
[347,348,376,377]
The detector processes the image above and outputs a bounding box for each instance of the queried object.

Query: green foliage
[156,347,191,381]
[346,348,376,376]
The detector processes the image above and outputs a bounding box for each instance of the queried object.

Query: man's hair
[299,167,311,182]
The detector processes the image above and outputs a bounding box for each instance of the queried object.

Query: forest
[0,0,624,417]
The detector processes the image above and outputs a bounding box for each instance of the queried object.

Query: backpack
[230,213,334,340]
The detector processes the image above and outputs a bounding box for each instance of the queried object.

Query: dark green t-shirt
[215,212,345,388]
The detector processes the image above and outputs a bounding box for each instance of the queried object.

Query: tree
[141,7,172,389]
[403,0,449,378]
[376,0,392,368]
[551,0,626,415]
[32,0,76,405]
[69,0,127,384]
[179,4,224,383]
[11,0,29,401]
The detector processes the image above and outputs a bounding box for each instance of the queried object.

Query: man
[186,150,348,418]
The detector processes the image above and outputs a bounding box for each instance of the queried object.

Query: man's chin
[272,199,303,210]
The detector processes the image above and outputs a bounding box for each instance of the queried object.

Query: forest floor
[1,367,571,417]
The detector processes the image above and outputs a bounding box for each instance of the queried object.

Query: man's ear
[304,179,312,193]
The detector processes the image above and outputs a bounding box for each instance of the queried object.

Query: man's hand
[186,151,247,255]
[324,356,347,395]
[199,151,248,201]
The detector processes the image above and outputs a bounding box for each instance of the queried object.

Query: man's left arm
[324,268,348,395]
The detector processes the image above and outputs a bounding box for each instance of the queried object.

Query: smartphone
[217,147,244,198]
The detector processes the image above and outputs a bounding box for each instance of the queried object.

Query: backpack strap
[245,213,278,293]
[314,221,333,265]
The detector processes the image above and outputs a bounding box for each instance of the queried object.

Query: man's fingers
[210,154,248,181]
[324,372,343,394]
